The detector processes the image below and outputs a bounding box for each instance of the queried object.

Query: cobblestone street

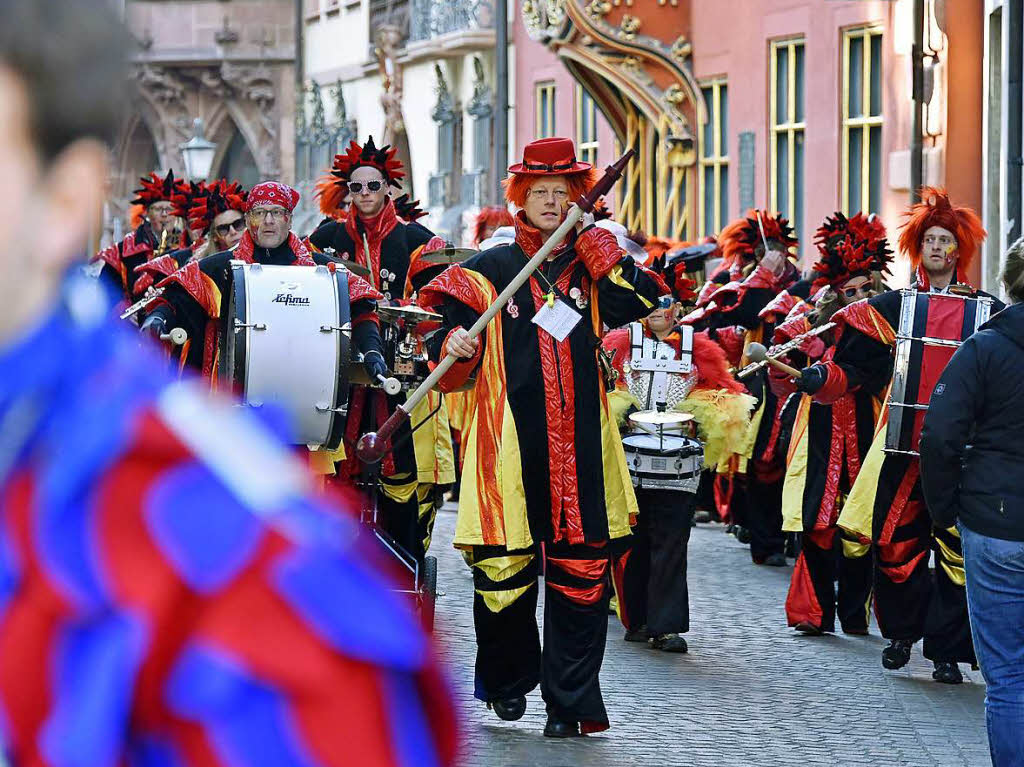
[431,508,990,767]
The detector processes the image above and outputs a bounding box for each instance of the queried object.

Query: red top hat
[508,137,592,175]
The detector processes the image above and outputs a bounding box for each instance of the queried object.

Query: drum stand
[354,406,439,633]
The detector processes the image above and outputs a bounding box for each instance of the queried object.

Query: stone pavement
[430,508,990,767]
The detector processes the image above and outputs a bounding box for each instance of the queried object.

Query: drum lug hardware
[314,403,348,414]
[234,319,267,331]
[319,324,352,334]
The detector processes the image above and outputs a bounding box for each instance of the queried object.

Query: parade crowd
[3,2,1024,764]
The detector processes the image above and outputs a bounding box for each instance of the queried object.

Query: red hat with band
[508,137,592,175]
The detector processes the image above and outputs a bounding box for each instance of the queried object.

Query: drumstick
[745,342,801,378]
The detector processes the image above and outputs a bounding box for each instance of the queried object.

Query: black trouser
[786,527,872,633]
[616,489,695,634]
[378,487,423,565]
[746,472,786,561]
[469,541,613,732]
[874,498,975,664]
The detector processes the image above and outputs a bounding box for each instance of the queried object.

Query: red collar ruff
[233,230,314,265]
[513,210,570,259]
[345,198,399,288]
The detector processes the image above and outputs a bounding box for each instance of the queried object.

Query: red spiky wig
[472,206,514,245]
[898,186,986,283]
[502,169,598,209]
[188,180,246,233]
[170,181,207,222]
[329,136,405,192]
[718,209,799,268]
[811,212,892,290]
[394,194,428,223]
[130,169,182,207]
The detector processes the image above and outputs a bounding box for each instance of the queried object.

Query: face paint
[944,242,957,267]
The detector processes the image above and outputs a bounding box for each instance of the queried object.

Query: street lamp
[180,118,217,182]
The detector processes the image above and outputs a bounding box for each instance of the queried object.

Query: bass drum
[221,260,353,451]
[622,432,703,493]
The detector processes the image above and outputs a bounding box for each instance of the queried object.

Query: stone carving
[376,22,414,194]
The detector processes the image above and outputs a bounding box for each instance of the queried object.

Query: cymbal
[378,303,442,324]
[419,246,477,265]
[335,259,371,279]
[629,410,694,427]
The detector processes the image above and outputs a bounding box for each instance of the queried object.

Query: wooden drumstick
[745,342,801,378]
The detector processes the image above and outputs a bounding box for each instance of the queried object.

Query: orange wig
[472,206,514,245]
[502,169,598,209]
[898,186,985,281]
[315,173,347,219]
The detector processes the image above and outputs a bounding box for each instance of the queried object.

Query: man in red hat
[799,188,1002,683]
[309,138,437,568]
[417,136,667,737]
[140,181,388,385]
[92,169,184,303]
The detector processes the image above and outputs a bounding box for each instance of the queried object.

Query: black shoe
[624,626,651,643]
[794,621,824,636]
[932,661,964,684]
[487,696,527,721]
[651,633,688,653]
[881,639,913,670]
[694,510,712,524]
[756,552,787,567]
[725,523,736,535]
[543,717,581,738]
[735,526,752,544]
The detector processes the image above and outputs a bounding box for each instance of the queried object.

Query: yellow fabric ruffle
[677,388,757,471]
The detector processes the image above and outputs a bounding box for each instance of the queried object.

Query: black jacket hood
[981,301,1024,351]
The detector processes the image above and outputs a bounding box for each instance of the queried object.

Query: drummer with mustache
[604,257,752,654]
[139,181,388,385]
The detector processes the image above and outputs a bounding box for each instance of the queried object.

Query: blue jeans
[960,524,1024,766]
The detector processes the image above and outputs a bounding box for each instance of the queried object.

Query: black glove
[140,313,167,339]
[363,350,389,382]
[795,364,827,395]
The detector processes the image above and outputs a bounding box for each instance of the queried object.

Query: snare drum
[622,433,703,492]
[221,261,354,451]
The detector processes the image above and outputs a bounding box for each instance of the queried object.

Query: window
[576,87,599,166]
[842,26,883,216]
[699,79,729,237]
[769,38,806,243]
[536,82,556,139]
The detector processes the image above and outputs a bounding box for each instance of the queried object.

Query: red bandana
[344,197,399,289]
[233,230,314,266]
[245,182,300,212]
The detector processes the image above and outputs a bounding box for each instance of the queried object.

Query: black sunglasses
[214,218,245,236]
[348,180,384,194]
[841,284,872,298]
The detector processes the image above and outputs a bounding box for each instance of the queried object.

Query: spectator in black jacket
[920,237,1024,767]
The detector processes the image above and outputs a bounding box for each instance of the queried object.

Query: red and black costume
[417,137,667,735]
[143,181,383,382]
[92,169,183,304]
[308,138,436,565]
[781,213,891,635]
[703,211,808,563]
[805,189,1001,675]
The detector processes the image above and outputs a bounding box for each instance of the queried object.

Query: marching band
[94,134,999,737]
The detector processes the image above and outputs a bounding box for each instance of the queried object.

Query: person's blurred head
[0,0,127,342]
[1002,236,1024,304]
